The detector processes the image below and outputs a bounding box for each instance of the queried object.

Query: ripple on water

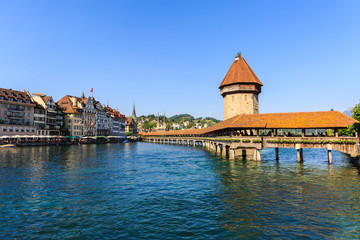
[0,143,360,239]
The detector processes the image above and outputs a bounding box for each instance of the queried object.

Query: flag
[90,88,93,92]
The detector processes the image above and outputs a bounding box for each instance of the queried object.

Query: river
[0,142,359,239]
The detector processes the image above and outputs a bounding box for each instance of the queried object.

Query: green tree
[352,100,360,134]
[339,100,360,136]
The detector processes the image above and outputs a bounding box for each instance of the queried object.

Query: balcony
[8,106,25,112]
[8,112,25,118]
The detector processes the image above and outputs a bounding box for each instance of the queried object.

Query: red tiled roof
[42,96,51,103]
[219,55,263,88]
[104,106,126,119]
[125,116,133,125]
[57,95,82,114]
[0,88,35,105]
[143,111,358,137]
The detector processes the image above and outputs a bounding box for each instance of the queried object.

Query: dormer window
[2,91,6,95]
[17,99,22,103]
[0,96,3,100]
[19,94,23,98]
[11,92,15,96]
[8,97,14,102]
[26,100,30,104]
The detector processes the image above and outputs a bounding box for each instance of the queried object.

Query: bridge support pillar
[253,149,261,161]
[297,149,304,163]
[327,145,332,164]
[210,143,214,151]
[296,144,303,163]
[275,148,279,160]
[216,145,222,155]
[328,150,332,164]
[229,149,235,159]
[222,146,227,158]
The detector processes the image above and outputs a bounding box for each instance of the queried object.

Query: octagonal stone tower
[219,53,263,120]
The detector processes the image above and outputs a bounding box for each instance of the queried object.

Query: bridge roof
[219,55,263,88]
[142,111,358,136]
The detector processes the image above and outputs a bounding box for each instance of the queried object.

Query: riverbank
[0,136,141,147]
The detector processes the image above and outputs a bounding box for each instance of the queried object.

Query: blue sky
[0,0,359,120]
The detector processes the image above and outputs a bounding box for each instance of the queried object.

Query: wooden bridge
[142,111,359,164]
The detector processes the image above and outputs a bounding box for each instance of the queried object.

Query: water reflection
[213,149,360,239]
[0,144,360,239]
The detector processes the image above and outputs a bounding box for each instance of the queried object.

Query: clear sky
[0,0,359,120]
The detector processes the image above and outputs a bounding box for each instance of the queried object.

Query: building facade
[57,95,83,136]
[0,88,37,136]
[33,103,46,135]
[32,93,62,135]
[104,106,126,138]
[219,53,263,120]
[81,96,96,136]
[94,101,108,136]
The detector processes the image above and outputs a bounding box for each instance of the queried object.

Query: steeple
[156,113,160,130]
[163,113,166,130]
[131,103,137,122]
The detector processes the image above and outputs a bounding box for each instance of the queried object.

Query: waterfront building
[94,100,108,136]
[104,106,126,138]
[125,104,138,136]
[0,88,37,136]
[32,93,62,135]
[57,95,83,136]
[81,95,96,136]
[219,52,263,120]
[33,103,46,135]
[55,107,65,135]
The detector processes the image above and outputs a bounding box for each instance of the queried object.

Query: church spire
[131,103,137,122]
[163,113,166,130]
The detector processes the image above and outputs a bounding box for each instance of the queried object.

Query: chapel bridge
[141,111,359,164]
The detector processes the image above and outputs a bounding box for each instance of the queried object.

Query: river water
[0,142,360,239]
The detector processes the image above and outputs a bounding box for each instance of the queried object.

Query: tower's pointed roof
[131,103,137,121]
[219,53,263,88]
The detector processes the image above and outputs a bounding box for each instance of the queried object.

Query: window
[4,111,7,115]
[0,96,3,100]
[8,97,13,102]
[17,99,22,103]
[28,107,31,111]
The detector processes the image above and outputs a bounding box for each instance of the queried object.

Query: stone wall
[223,93,258,120]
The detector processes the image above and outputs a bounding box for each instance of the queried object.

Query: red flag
[90,88,93,92]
